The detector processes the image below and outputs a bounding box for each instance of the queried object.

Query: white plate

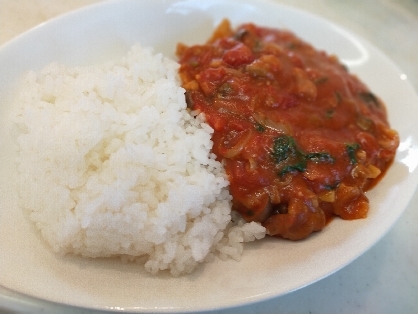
[1,0,418,312]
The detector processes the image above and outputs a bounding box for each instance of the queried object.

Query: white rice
[12,44,265,276]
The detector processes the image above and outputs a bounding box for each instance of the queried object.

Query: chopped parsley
[346,143,360,164]
[272,135,299,163]
[305,152,335,163]
[280,162,307,175]
[254,122,266,132]
[272,135,335,176]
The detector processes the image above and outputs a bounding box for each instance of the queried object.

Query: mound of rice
[12,45,265,276]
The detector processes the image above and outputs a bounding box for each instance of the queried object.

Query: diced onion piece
[356,149,367,163]
[245,55,282,78]
[335,183,360,204]
[367,165,381,179]
[207,19,233,43]
[356,116,373,131]
[219,129,253,158]
[252,112,292,134]
[247,157,258,172]
[271,187,281,204]
[351,164,381,180]
[378,128,400,151]
[318,190,336,202]
[183,80,200,91]
[293,68,317,100]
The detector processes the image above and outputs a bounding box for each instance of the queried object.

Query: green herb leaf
[272,135,335,176]
[271,135,297,163]
[305,152,335,163]
[279,161,307,176]
[356,115,373,131]
[254,122,266,132]
[346,143,360,164]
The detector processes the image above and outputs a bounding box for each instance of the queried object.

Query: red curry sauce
[176,20,399,240]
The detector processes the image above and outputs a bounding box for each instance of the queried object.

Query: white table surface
[0,1,417,313]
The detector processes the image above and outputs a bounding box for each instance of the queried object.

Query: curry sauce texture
[176,20,399,240]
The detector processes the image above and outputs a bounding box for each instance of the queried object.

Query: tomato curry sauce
[176,20,399,240]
